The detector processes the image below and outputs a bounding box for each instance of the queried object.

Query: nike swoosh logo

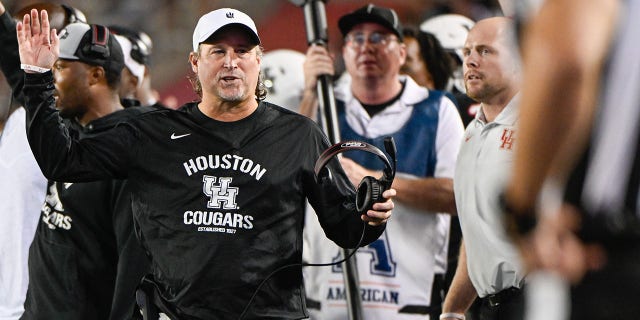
[171,133,191,140]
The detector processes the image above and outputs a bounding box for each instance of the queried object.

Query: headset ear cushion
[316,166,332,184]
[356,176,383,213]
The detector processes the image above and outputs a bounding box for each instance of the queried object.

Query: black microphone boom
[289,1,363,319]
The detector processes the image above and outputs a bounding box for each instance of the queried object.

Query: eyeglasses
[345,32,398,48]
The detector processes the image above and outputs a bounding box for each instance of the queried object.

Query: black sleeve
[23,72,135,181]
[303,124,386,249]
[109,181,150,320]
[0,10,25,104]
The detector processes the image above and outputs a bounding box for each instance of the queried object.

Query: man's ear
[88,66,105,85]
[125,68,139,88]
[398,42,407,66]
[189,52,199,74]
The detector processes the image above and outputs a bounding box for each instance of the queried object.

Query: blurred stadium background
[1,0,502,108]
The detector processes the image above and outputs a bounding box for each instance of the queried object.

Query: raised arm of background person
[17,10,133,182]
[504,0,619,214]
[0,1,26,105]
[441,241,477,318]
[299,45,335,120]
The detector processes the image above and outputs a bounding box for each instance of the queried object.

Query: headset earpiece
[129,38,147,64]
[315,137,397,214]
[356,176,384,213]
[316,166,332,184]
[108,26,153,65]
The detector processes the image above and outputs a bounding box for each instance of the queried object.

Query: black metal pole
[291,1,363,319]
[299,0,341,144]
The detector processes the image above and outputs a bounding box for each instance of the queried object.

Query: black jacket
[22,107,154,320]
[1,11,152,320]
[22,72,386,319]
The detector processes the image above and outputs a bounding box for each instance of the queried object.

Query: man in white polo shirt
[441,17,524,320]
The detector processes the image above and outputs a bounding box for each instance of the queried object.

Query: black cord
[237,221,368,320]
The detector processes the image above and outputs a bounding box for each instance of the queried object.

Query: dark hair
[189,45,267,101]
[403,27,455,91]
[104,67,123,90]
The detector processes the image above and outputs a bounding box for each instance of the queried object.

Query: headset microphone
[314,136,397,213]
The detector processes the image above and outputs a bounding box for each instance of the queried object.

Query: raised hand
[17,9,59,72]
[303,45,335,93]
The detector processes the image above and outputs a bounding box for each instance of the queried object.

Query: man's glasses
[345,32,398,48]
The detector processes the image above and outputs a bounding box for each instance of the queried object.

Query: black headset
[239,138,396,319]
[129,36,151,65]
[108,25,153,65]
[314,137,397,213]
[241,137,395,319]
[81,24,111,60]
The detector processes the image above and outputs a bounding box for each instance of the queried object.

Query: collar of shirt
[335,75,430,118]
[474,93,521,127]
[335,75,432,138]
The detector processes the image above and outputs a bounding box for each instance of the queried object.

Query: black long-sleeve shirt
[23,72,385,319]
[1,10,152,320]
[22,107,154,320]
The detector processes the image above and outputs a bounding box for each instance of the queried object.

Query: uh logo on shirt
[41,182,73,230]
[500,128,515,150]
[183,174,255,233]
[181,153,267,233]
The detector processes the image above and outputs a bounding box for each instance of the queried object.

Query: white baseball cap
[192,8,261,52]
[114,34,146,87]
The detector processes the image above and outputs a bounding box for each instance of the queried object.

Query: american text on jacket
[326,286,400,304]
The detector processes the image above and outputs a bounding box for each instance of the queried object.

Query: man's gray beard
[217,88,246,103]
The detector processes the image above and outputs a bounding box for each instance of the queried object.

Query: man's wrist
[302,87,318,98]
[21,64,51,73]
[499,191,538,235]
[440,312,465,320]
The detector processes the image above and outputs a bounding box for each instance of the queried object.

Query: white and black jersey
[22,72,384,319]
